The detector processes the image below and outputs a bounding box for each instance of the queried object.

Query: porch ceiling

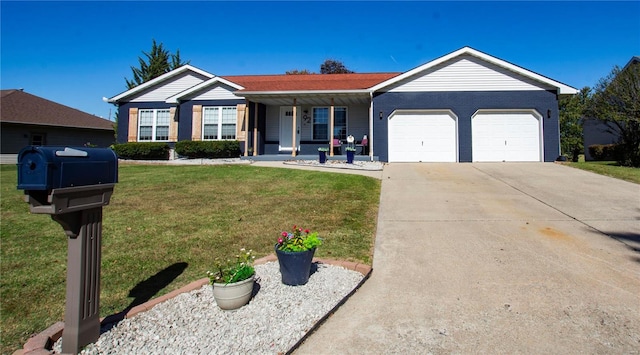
[236,92,371,106]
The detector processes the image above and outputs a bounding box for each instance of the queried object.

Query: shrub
[175,140,240,159]
[588,144,622,161]
[112,142,170,160]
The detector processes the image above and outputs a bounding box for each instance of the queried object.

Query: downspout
[369,92,374,161]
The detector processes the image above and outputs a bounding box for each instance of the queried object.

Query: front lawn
[564,161,640,184]
[0,164,380,354]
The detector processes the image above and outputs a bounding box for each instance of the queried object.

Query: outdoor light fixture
[547,109,551,118]
[379,111,383,120]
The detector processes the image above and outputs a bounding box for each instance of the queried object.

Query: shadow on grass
[101,262,188,331]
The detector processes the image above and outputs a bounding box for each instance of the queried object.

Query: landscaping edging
[15,255,372,355]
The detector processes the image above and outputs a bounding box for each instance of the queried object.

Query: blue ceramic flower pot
[346,150,354,164]
[275,245,316,286]
[318,151,327,164]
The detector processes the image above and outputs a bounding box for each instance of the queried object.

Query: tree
[587,60,640,167]
[285,69,314,75]
[559,87,590,161]
[320,59,354,74]
[125,39,190,89]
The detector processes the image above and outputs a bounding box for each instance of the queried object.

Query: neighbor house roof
[224,72,401,94]
[622,56,640,71]
[370,46,579,95]
[1,89,114,130]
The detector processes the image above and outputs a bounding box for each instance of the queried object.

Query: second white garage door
[388,110,457,162]
[472,110,542,162]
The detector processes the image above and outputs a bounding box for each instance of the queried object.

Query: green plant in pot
[206,248,256,310]
[275,226,322,286]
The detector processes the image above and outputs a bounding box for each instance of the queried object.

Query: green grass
[0,164,381,354]
[564,161,640,184]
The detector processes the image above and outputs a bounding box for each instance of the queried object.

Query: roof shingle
[221,73,401,92]
[1,90,114,130]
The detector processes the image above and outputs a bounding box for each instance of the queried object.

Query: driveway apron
[296,163,640,354]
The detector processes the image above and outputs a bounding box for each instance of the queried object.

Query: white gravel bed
[283,159,383,171]
[54,262,364,354]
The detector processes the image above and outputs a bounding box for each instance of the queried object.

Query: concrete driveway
[297,163,640,354]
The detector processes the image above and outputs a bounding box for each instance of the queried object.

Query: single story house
[108,47,578,162]
[1,89,115,154]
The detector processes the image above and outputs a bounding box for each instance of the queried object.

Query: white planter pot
[212,275,255,310]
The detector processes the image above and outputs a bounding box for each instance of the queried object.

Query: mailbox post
[17,146,118,354]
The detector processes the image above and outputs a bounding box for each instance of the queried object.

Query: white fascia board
[107,65,215,103]
[165,77,245,103]
[233,89,371,97]
[369,46,579,95]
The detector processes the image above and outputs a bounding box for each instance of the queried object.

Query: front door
[279,107,301,152]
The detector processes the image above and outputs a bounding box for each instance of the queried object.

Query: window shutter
[128,108,138,142]
[236,104,247,141]
[169,107,178,142]
[192,105,202,141]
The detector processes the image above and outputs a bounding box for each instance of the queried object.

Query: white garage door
[472,110,542,162]
[388,110,457,162]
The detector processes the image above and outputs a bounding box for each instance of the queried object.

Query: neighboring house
[107,47,578,162]
[1,89,115,154]
[582,56,639,160]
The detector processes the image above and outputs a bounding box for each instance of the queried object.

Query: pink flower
[304,229,310,234]
[281,231,287,237]
[278,238,283,244]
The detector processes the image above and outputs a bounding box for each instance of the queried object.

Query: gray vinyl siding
[188,83,240,101]
[128,73,210,102]
[373,90,560,162]
[384,55,553,93]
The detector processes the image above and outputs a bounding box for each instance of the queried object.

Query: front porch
[237,89,377,161]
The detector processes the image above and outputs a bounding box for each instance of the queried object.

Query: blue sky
[1,1,639,121]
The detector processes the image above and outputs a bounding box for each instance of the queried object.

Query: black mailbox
[17,146,118,191]
[17,146,118,215]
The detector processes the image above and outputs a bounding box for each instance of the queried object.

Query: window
[203,106,237,140]
[334,108,347,140]
[312,107,347,140]
[30,133,46,145]
[312,108,328,140]
[138,109,170,141]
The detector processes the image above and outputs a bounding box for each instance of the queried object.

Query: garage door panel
[389,111,457,162]
[472,111,541,162]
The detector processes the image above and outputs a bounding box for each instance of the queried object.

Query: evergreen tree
[125,39,190,89]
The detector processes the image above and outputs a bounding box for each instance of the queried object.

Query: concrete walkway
[296,163,640,354]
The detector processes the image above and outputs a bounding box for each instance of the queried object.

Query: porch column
[244,100,249,156]
[369,94,374,161]
[253,102,259,156]
[292,99,297,157]
[329,98,335,157]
